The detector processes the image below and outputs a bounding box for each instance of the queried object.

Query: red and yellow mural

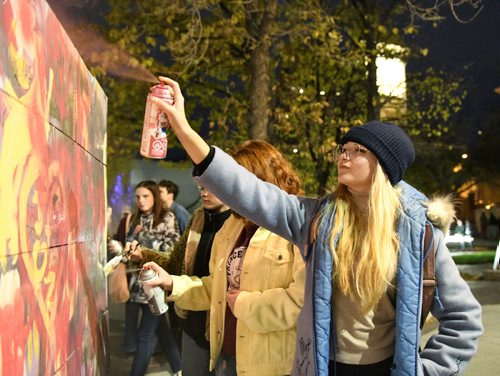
[0,0,108,374]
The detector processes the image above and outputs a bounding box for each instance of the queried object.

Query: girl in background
[124,180,181,376]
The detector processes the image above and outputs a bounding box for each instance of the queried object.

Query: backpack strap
[420,222,436,329]
[306,198,331,258]
[309,211,321,244]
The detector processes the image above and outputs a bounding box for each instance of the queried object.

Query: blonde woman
[145,77,482,376]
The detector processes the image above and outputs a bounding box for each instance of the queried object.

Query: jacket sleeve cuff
[192,146,215,176]
[166,275,185,301]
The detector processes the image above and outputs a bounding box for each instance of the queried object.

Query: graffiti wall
[0,0,108,374]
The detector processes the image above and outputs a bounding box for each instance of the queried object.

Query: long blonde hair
[328,163,401,311]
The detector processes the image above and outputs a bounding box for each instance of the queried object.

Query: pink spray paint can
[140,83,174,159]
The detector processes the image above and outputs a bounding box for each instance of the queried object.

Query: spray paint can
[140,83,174,159]
[140,268,168,315]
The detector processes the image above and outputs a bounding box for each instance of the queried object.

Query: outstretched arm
[142,261,174,292]
[153,76,320,251]
[142,261,212,311]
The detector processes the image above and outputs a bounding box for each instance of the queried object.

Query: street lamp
[376,44,407,120]
[376,44,407,99]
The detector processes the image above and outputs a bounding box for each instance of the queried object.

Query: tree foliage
[461,110,500,190]
[102,0,474,195]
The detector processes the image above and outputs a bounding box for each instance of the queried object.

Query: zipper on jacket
[415,224,426,376]
[311,244,319,376]
[331,311,338,376]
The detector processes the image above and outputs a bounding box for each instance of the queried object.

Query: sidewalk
[107,302,174,376]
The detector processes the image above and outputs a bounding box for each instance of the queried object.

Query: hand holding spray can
[140,268,168,315]
[140,83,174,159]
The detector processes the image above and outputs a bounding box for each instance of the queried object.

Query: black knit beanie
[340,121,415,185]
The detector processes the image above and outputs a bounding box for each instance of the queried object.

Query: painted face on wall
[135,187,155,214]
[337,142,378,192]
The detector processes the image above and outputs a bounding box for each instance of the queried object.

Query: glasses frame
[333,144,368,161]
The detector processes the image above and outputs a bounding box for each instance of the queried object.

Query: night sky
[408,1,500,129]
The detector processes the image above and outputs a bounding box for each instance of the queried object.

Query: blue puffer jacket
[197,147,483,376]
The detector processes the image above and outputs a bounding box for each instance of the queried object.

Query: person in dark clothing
[480,212,488,238]
[129,184,230,376]
[487,212,499,240]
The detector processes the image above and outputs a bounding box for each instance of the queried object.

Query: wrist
[161,275,173,292]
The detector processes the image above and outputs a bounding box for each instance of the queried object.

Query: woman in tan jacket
[143,141,306,376]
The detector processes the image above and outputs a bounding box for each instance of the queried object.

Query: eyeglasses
[333,144,368,161]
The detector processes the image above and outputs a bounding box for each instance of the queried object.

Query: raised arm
[153,77,321,252]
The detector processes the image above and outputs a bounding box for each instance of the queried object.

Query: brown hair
[131,180,167,228]
[230,140,303,195]
[158,179,179,199]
